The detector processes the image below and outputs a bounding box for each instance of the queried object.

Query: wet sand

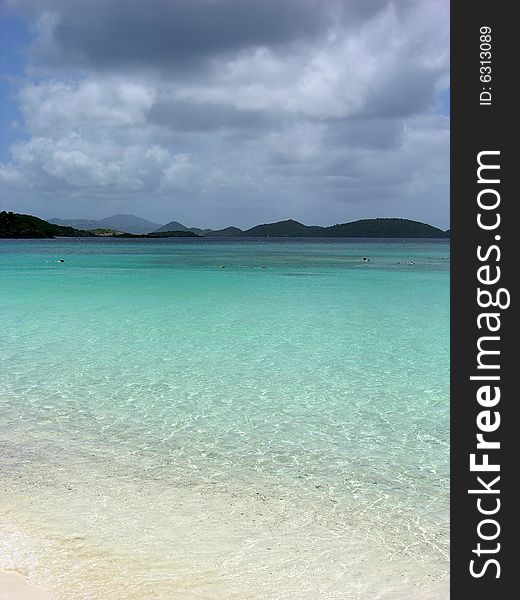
[0,572,52,600]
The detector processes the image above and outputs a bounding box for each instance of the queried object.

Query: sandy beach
[0,572,52,600]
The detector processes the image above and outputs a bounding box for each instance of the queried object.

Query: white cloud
[1,0,450,228]
[19,79,157,138]
[8,133,189,193]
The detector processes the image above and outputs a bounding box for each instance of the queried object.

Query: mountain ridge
[154,220,213,236]
[0,212,196,239]
[49,214,162,234]
[207,218,449,239]
[3,212,450,239]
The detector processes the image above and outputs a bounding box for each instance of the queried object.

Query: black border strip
[451,1,514,596]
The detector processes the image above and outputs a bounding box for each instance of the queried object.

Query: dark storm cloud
[24,0,334,71]
[2,0,450,228]
[147,99,270,133]
[363,63,438,118]
[323,117,404,150]
[16,0,415,73]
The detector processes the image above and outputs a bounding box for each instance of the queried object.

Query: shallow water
[0,238,449,599]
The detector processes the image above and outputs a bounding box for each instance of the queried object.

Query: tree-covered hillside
[0,212,89,238]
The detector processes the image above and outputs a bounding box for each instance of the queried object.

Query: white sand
[0,572,53,600]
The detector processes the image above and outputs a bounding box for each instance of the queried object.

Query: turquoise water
[0,238,449,599]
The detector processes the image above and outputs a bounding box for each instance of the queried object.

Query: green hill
[50,214,162,234]
[241,219,323,237]
[152,221,208,236]
[206,226,244,237]
[0,211,89,238]
[2,212,449,240]
[234,217,447,238]
[321,218,448,238]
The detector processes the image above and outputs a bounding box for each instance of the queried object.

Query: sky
[0,0,449,229]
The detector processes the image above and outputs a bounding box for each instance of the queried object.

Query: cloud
[19,79,157,137]
[9,134,191,192]
[11,0,334,73]
[1,0,450,228]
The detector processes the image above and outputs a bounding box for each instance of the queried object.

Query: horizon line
[31,212,450,232]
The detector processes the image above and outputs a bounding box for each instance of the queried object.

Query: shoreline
[0,572,52,600]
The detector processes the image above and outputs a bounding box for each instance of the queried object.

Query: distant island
[223,218,449,239]
[0,212,198,239]
[2,211,450,239]
[49,214,163,234]
[1,212,91,238]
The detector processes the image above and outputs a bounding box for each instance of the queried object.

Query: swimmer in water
[362,257,370,262]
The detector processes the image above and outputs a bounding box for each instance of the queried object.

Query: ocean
[0,238,450,599]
